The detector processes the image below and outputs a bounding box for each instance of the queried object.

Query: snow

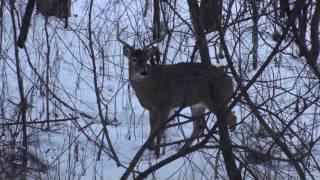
[1,0,320,179]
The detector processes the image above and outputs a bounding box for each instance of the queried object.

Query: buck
[117,28,236,157]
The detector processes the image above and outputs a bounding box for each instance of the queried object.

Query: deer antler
[117,22,165,50]
[116,23,131,48]
[144,34,165,50]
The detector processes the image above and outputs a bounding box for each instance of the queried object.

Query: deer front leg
[149,108,169,157]
[147,110,156,150]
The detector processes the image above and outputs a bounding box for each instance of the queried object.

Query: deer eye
[132,57,138,62]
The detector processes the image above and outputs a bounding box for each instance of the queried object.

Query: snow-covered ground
[1,0,319,179]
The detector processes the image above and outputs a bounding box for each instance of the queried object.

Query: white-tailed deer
[117,28,236,157]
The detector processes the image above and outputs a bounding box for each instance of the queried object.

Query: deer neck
[129,63,149,81]
[129,65,164,109]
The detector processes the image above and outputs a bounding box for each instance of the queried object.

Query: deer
[117,27,236,157]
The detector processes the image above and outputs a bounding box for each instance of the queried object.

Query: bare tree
[0,0,319,179]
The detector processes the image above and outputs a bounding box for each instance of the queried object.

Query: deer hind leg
[191,103,206,139]
[207,102,237,131]
[226,111,237,131]
[182,103,206,148]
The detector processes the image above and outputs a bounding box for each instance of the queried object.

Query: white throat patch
[131,72,147,81]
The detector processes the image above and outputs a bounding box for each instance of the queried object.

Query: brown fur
[123,46,236,157]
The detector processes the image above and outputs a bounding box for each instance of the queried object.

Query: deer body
[117,27,236,157]
[130,63,233,110]
[123,46,236,157]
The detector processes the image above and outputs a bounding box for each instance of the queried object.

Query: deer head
[122,46,159,80]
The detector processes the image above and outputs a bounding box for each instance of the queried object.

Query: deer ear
[123,46,133,57]
[146,47,159,57]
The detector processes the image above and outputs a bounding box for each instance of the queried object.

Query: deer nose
[141,70,148,76]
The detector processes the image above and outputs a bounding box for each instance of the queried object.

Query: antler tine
[116,23,131,48]
[144,35,166,49]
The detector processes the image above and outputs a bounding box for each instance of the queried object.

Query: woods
[0,0,320,179]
